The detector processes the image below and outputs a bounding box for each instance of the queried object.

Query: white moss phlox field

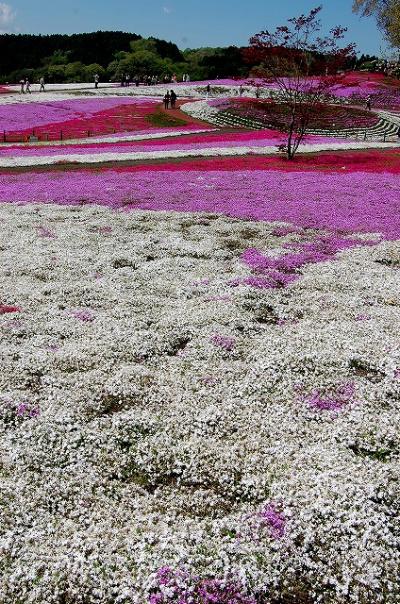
[1,203,400,603]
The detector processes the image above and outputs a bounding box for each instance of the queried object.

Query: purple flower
[70,309,95,322]
[15,402,40,419]
[303,381,355,412]
[210,333,236,351]
[37,225,56,238]
[16,403,28,416]
[355,314,371,321]
[259,502,286,539]
[149,567,256,604]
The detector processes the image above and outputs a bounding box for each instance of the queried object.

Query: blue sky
[0,0,390,55]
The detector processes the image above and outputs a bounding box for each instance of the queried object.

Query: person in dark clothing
[164,91,171,109]
[170,90,177,109]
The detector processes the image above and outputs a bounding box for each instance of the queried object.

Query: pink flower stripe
[189,72,399,105]
[103,149,400,174]
[0,304,21,314]
[0,132,351,158]
[1,167,400,240]
[0,97,157,131]
[1,99,213,142]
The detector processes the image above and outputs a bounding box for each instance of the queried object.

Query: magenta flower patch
[15,402,40,419]
[0,305,21,314]
[37,225,56,238]
[149,566,256,604]
[210,333,236,351]
[259,502,286,539]
[302,381,356,412]
[70,309,95,322]
[1,169,400,242]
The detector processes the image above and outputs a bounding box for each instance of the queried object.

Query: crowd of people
[19,77,45,93]
[17,71,191,93]
[120,73,190,87]
[18,75,101,93]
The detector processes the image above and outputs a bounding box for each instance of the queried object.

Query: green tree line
[0,30,250,84]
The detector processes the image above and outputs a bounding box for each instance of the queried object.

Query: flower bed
[0,129,354,159]
[1,201,400,603]
[0,97,203,142]
[1,164,400,239]
[214,98,380,131]
[2,80,400,603]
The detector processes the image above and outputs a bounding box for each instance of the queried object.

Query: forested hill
[0,30,249,84]
[0,31,183,76]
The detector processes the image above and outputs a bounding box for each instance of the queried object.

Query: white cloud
[163,5,172,14]
[0,2,16,28]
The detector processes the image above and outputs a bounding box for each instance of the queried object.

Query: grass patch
[147,109,188,128]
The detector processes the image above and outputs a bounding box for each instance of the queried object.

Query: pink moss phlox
[210,333,236,351]
[238,238,366,290]
[149,566,256,604]
[0,97,158,137]
[70,309,95,322]
[355,314,371,321]
[304,381,356,411]
[242,236,374,278]
[259,502,286,539]
[16,402,40,419]
[0,304,21,315]
[2,169,400,240]
[97,226,112,235]
[37,225,56,238]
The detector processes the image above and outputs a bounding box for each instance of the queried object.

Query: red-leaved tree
[245,6,356,158]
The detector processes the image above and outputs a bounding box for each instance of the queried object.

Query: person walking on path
[170,89,177,109]
[39,77,45,92]
[20,79,25,94]
[25,79,31,94]
[164,91,171,109]
[366,95,372,111]
[94,73,99,89]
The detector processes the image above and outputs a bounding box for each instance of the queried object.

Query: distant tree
[64,61,86,82]
[46,64,66,83]
[354,52,380,69]
[106,37,183,80]
[0,31,140,80]
[246,6,356,159]
[353,0,400,47]
[42,50,71,66]
[84,63,106,82]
